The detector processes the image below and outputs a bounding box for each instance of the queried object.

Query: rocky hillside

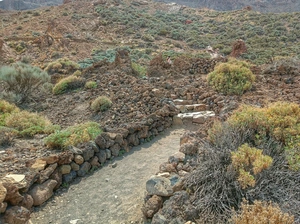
[158,0,300,12]
[0,0,62,10]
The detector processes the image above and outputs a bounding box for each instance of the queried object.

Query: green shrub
[84,81,97,89]
[131,62,147,77]
[208,59,255,95]
[52,75,84,95]
[44,122,102,149]
[5,110,56,137]
[0,62,50,103]
[90,96,112,112]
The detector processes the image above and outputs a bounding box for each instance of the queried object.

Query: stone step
[173,111,215,125]
[175,104,207,113]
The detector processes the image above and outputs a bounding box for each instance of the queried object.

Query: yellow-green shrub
[52,75,84,95]
[232,200,294,224]
[90,96,112,112]
[231,144,273,189]
[210,102,300,170]
[5,111,57,137]
[85,81,97,89]
[44,122,102,149]
[0,100,20,126]
[208,59,255,95]
[45,58,80,74]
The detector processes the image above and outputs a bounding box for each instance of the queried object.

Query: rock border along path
[30,127,189,224]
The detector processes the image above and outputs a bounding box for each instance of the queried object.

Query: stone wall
[0,103,178,223]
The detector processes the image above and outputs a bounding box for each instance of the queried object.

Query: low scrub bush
[5,110,57,137]
[131,62,147,77]
[44,122,102,149]
[45,58,80,74]
[84,81,97,89]
[208,58,255,95]
[90,96,112,112]
[52,75,85,95]
[232,200,294,224]
[0,126,18,146]
[0,100,20,126]
[0,62,50,103]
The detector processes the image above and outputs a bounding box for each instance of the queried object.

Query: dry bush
[45,57,80,75]
[262,57,300,76]
[90,96,112,112]
[0,127,18,146]
[0,100,20,126]
[52,75,85,95]
[232,200,294,224]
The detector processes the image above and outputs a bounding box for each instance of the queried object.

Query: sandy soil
[30,127,189,224]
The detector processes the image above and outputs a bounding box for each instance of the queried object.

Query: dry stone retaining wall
[0,103,178,223]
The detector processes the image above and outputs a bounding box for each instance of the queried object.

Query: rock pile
[142,130,205,223]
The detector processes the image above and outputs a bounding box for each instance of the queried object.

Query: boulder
[146,176,173,197]
[110,144,121,157]
[63,171,77,184]
[90,156,100,167]
[127,133,139,146]
[0,183,7,203]
[70,162,80,171]
[74,155,84,165]
[49,168,62,190]
[142,195,163,218]
[2,177,25,205]
[58,151,74,165]
[60,165,71,175]
[105,149,111,159]
[38,163,57,184]
[95,135,106,149]
[159,162,177,173]
[41,154,59,164]
[82,147,94,161]
[77,162,91,177]
[96,150,107,164]
[19,194,34,210]
[88,141,100,153]
[31,159,47,171]
[4,206,30,224]
[179,143,198,155]
[0,202,7,213]
[29,179,58,206]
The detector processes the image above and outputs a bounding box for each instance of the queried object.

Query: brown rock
[90,156,100,167]
[49,169,62,190]
[0,202,7,213]
[110,144,120,157]
[29,179,58,206]
[142,195,163,218]
[96,150,107,164]
[70,162,80,171]
[179,143,198,155]
[74,155,84,165]
[41,154,59,164]
[2,178,24,206]
[159,162,177,173]
[0,183,7,203]
[19,194,34,210]
[31,159,47,171]
[4,206,30,224]
[38,163,57,184]
[127,133,139,146]
[60,165,71,174]
[58,151,74,165]
[95,135,106,149]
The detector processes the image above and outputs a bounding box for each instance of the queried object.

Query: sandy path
[30,127,186,224]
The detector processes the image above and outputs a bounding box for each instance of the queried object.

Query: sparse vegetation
[90,96,112,112]
[45,58,80,75]
[44,122,102,149]
[0,62,50,103]
[208,59,255,95]
[84,81,97,89]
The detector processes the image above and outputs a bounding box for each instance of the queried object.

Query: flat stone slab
[5,174,25,183]
[173,111,215,125]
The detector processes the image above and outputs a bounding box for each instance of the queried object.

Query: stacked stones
[142,131,204,223]
[0,103,178,223]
